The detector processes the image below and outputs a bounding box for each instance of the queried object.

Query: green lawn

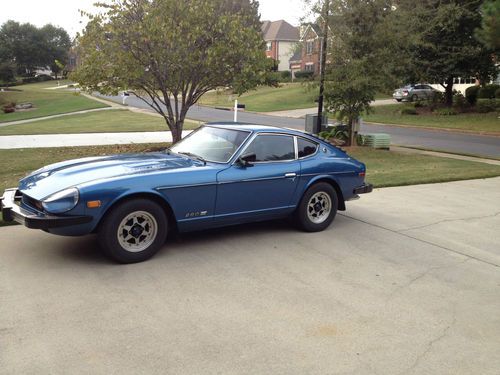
[0,109,200,135]
[364,104,500,133]
[348,147,500,187]
[199,83,317,112]
[0,81,108,123]
[2,144,500,225]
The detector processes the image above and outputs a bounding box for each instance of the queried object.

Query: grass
[348,147,500,187]
[2,144,500,225]
[364,104,500,133]
[0,81,108,123]
[199,83,318,112]
[0,109,200,135]
[198,83,391,112]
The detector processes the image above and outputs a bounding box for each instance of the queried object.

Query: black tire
[396,99,402,102]
[411,94,418,102]
[98,199,168,263]
[295,182,338,232]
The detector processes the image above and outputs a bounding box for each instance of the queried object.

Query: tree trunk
[171,120,183,144]
[444,76,454,107]
[347,118,356,147]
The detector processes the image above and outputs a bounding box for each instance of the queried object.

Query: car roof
[205,122,314,138]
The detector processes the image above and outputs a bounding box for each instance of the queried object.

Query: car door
[215,133,300,224]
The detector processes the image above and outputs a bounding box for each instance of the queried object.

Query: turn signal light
[87,200,101,208]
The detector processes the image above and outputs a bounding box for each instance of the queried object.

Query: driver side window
[244,134,295,162]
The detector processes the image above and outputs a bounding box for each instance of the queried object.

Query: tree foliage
[0,21,71,76]
[72,0,269,142]
[475,0,500,51]
[308,0,393,145]
[393,0,497,106]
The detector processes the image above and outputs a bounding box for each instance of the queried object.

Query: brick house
[296,23,323,76]
[261,20,300,72]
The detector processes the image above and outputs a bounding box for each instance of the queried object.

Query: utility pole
[316,0,329,134]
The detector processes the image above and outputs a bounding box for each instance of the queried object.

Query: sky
[0,0,307,37]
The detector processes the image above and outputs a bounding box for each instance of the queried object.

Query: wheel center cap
[314,202,322,212]
[130,224,144,238]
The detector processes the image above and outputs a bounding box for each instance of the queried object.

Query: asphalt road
[1,177,500,374]
[100,94,500,158]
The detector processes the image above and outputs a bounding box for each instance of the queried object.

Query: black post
[316,0,329,133]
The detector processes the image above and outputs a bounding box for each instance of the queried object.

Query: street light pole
[316,0,329,134]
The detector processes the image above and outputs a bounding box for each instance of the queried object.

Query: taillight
[359,171,366,177]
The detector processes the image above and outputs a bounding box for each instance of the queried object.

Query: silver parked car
[393,84,437,102]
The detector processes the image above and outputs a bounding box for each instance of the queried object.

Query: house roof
[301,23,322,39]
[261,20,299,42]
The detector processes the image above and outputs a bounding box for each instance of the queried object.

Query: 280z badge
[185,211,208,218]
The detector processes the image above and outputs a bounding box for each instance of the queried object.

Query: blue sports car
[1,123,372,263]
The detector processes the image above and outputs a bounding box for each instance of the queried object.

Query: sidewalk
[260,99,398,118]
[0,131,192,149]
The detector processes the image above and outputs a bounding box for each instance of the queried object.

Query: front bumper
[353,183,373,195]
[1,188,92,230]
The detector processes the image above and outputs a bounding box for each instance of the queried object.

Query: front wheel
[295,182,338,232]
[98,199,168,263]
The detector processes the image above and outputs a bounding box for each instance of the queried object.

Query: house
[295,23,323,75]
[261,20,300,72]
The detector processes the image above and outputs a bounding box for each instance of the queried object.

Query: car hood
[19,152,199,200]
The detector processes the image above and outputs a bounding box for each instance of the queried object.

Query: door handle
[285,173,297,178]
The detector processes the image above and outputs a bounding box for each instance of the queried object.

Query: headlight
[42,188,79,213]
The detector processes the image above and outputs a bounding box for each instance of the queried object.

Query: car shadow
[55,218,298,265]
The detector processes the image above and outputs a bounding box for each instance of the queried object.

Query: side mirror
[237,153,256,167]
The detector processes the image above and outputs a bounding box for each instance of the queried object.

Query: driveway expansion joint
[397,212,500,233]
[339,213,500,268]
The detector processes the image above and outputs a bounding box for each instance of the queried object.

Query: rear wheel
[295,182,338,232]
[98,199,168,263]
[411,94,418,102]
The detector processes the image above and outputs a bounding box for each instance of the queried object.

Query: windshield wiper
[178,151,206,165]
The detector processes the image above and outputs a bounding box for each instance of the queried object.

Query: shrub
[294,71,314,80]
[465,85,480,105]
[452,92,469,111]
[280,71,291,80]
[400,107,417,115]
[478,84,500,99]
[21,74,54,84]
[475,99,498,113]
[434,107,458,115]
[2,103,16,113]
[266,71,281,86]
[496,87,500,99]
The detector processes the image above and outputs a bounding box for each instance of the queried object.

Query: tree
[72,0,269,143]
[0,61,15,83]
[39,24,71,79]
[0,21,43,75]
[306,0,393,145]
[0,21,71,77]
[395,0,497,106]
[475,0,500,52]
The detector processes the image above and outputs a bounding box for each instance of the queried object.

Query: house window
[305,64,315,72]
[266,42,272,52]
[306,40,314,55]
[69,57,76,66]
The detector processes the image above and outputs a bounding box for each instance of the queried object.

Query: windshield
[170,126,251,163]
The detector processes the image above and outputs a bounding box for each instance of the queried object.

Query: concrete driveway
[1,178,499,374]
